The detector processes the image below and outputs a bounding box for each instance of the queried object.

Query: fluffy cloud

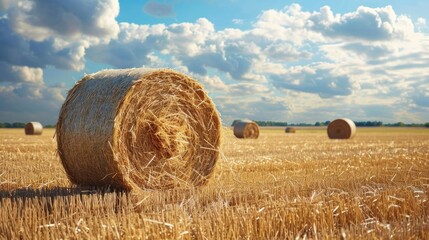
[341,42,394,59]
[229,83,270,95]
[89,18,260,81]
[0,62,43,84]
[252,4,324,45]
[197,75,229,92]
[264,43,312,61]
[312,6,415,40]
[0,0,120,123]
[410,82,429,108]
[0,19,87,70]
[0,0,13,10]
[5,0,119,43]
[415,18,427,32]
[0,0,119,71]
[87,18,217,68]
[272,66,353,98]
[0,81,65,123]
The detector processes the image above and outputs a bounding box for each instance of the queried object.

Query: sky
[0,0,428,125]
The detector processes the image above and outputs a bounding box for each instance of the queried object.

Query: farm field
[0,127,428,239]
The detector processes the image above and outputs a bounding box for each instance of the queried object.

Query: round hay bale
[25,122,43,135]
[327,118,356,139]
[56,68,222,191]
[233,120,259,139]
[285,127,296,133]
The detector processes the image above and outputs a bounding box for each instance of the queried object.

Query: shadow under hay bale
[25,122,43,135]
[285,127,296,133]
[327,118,356,139]
[56,68,222,191]
[233,120,259,139]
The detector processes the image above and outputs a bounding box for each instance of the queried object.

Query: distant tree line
[253,120,288,126]
[288,123,314,126]
[383,122,429,127]
[353,121,383,127]
[231,120,429,127]
[0,122,55,128]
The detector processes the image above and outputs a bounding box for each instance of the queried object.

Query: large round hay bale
[25,122,43,135]
[327,118,356,139]
[56,68,222,191]
[233,120,259,139]
[285,127,296,133]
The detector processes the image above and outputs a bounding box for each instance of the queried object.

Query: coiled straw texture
[285,127,296,133]
[56,68,222,191]
[25,122,43,135]
[327,118,356,139]
[233,120,259,139]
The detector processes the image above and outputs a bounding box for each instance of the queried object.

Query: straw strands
[327,118,356,139]
[285,127,296,133]
[25,122,43,135]
[233,120,259,139]
[56,68,222,190]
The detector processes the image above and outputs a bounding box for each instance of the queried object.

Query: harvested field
[1,127,428,239]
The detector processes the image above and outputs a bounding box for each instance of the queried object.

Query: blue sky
[0,0,428,125]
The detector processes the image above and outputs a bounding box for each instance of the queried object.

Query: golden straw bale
[56,68,222,190]
[233,120,259,139]
[25,122,43,135]
[327,118,356,139]
[285,127,296,133]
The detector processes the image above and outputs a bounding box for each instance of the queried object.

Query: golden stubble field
[0,127,428,239]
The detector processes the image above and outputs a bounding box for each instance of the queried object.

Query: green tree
[12,122,25,128]
[394,122,405,127]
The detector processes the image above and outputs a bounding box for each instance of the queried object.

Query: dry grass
[1,127,428,239]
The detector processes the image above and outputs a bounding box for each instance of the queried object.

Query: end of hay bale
[327,118,356,139]
[25,122,43,135]
[233,120,259,139]
[285,127,296,133]
[56,68,222,191]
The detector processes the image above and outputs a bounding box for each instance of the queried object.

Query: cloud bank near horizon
[0,1,428,124]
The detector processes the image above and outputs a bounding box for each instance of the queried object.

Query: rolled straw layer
[233,120,259,139]
[25,122,43,135]
[327,118,356,139]
[285,127,296,133]
[56,68,221,190]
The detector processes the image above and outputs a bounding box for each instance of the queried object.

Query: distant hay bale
[327,118,356,139]
[233,120,259,139]
[56,68,222,191]
[285,127,296,133]
[25,122,43,135]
